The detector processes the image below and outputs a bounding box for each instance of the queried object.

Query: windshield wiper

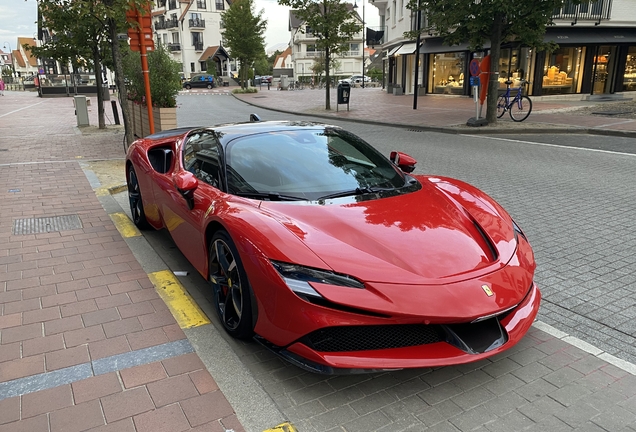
[235,191,307,201]
[317,186,392,200]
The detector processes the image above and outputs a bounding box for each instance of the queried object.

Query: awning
[420,38,490,54]
[394,43,417,56]
[544,28,636,45]
[387,44,402,56]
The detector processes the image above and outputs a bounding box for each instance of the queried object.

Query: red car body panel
[126,125,540,372]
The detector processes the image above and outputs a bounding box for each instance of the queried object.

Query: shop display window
[498,48,535,93]
[623,46,636,91]
[542,47,585,94]
[429,52,465,95]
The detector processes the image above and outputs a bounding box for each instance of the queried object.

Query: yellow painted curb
[263,422,298,432]
[108,184,128,195]
[109,212,142,238]
[148,270,211,329]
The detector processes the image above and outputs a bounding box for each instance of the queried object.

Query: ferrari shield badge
[481,284,494,297]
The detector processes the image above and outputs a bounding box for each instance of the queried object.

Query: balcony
[338,51,361,58]
[189,18,206,28]
[366,26,387,47]
[197,0,206,8]
[155,21,167,30]
[194,42,203,51]
[553,0,611,24]
[168,43,181,52]
[165,18,179,29]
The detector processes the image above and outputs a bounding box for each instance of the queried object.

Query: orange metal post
[137,8,154,135]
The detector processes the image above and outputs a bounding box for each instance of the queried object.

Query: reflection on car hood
[261,179,516,284]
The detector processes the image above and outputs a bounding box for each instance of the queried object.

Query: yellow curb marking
[109,212,142,238]
[263,423,298,432]
[148,270,211,329]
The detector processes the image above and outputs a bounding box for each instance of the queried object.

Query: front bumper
[257,283,541,374]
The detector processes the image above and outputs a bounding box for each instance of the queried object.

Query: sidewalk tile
[45,344,90,371]
[126,327,169,351]
[88,335,131,360]
[21,384,73,419]
[0,396,20,425]
[44,315,83,335]
[23,306,61,324]
[101,387,155,422]
[0,414,48,432]
[189,369,219,394]
[162,352,206,376]
[63,325,106,347]
[22,334,65,357]
[72,372,122,403]
[102,316,142,338]
[120,362,167,389]
[133,403,190,432]
[1,322,42,343]
[87,418,135,432]
[49,399,105,432]
[181,391,234,427]
[147,374,199,407]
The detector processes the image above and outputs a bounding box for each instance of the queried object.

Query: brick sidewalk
[0,92,245,432]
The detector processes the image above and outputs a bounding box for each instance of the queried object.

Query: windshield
[225,128,407,201]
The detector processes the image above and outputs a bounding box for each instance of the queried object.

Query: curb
[233,94,636,138]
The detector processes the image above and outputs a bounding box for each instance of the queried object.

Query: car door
[153,131,223,273]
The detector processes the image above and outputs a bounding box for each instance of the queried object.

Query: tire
[127,166,150,230]
[509,96,532,122]
[496,95,507,118]
[209,230,254,339]
[185,84,191,90]
[206,83,212,89]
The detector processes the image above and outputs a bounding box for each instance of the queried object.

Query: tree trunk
[92,45,106,129]
[108,17,133,147]
[486,13,503,124]
[325,47,331,110]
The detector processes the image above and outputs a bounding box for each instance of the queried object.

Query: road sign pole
[467,58,488,127]
[137,8,154,135]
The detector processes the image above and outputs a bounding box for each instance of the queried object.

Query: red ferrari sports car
[126,117,541,374]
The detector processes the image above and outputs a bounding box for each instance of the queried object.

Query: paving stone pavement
[2,89,636,432]
[0,91,246,432]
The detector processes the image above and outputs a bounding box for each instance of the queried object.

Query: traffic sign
[470,59,480,76]
[469,76,480,87]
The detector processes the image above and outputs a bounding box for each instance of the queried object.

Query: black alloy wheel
[127,166,150,229]
[209,230,254,339]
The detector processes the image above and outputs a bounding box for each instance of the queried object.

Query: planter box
[127,100,177,138]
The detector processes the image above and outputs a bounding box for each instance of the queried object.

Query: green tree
[406,0,587,123]
[122,44,182,108]
[278,0,361,109]
[222,0,267,89]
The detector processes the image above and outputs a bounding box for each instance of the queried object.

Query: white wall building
[151,0,232,79]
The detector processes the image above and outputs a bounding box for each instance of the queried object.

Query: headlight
[271,261,365,299]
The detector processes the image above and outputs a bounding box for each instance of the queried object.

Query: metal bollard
[111,100,120,125]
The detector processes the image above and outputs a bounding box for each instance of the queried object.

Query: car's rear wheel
[209,230,254,339]
[206,83,212,89]
[127,166,150,230]
[185,84,192,89]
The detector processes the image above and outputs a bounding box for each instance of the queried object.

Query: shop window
[498,47,535,94]
[429,52,465,95]
[623,46,636,91]
[542,46,585,95]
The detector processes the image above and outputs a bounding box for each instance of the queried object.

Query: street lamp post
[353,0,365,88]
[3,41,15,77]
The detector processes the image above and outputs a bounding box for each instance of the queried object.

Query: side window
[183,132,221,188]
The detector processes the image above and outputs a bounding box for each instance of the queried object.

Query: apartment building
[151,0,233,79]
[288,5,365,81]
[372,0,636,98]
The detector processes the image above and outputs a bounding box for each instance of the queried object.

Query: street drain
[12,215,83,235]
[406,128,426,132]
[0,149,8,151]
[591,111,634,116]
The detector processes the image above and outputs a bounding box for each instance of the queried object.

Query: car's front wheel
[127,166,150,230]
[209,230,254,339]
[206,83,213,89]
[185,84,192,89]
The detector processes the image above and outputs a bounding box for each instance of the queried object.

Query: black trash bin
[337,82,350,104]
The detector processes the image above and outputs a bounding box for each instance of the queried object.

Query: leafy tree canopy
[406,0,588,122]
[278,0,361,109]
[222,0,267,88]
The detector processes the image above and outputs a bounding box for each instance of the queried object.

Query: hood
[261,180,516,284]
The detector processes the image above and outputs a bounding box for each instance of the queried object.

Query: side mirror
[174,171,198,209]
[389,151,417,173]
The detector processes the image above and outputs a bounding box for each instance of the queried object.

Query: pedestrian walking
[0,78,5,96]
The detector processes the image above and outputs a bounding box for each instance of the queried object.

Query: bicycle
[496,79,532,122]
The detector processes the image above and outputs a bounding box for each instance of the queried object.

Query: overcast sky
[0,0,378,53]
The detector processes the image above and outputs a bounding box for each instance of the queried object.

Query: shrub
[122,44,182,108]
[232,87,258,94]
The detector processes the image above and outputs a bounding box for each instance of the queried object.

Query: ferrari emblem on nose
[482,285,494,297]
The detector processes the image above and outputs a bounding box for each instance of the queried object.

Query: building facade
[288,6,365,82]
[151,0,233,80]
[372,0,636,98]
